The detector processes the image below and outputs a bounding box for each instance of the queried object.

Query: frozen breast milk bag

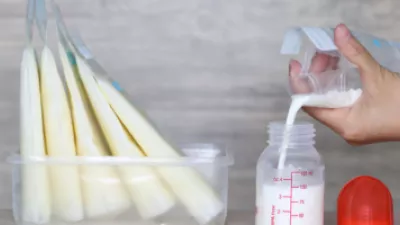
[40,46,84,221]
[20,46,52,224]
[19,2,51,222]
[61,22,224,223]
[96,77,225,225]
[51,4,174,219]
[58,40,131,218]
[74,55,175,219]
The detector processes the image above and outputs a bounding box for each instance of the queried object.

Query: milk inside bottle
[256,121,325,225]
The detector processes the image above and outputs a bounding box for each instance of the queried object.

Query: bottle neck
[267,122,315,146]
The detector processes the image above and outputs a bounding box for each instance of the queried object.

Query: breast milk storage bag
[281,27,400,102]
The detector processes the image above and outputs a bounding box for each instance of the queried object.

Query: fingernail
[289,59,293,76]
[335,23,365,57]
[335,24,351,42]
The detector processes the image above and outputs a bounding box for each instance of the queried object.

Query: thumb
[334,24,382,78]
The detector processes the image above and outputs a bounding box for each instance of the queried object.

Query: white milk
[259,183,324,225]
[277,88,362,168]
[291,88,362,109]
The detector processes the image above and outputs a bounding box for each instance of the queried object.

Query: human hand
[289,24,400,145]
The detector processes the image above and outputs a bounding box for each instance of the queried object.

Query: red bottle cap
[337,176,393,225]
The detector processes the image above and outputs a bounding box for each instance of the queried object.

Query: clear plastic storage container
[8,144,233,225]
[256,122,325,225]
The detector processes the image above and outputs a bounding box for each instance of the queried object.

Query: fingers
[302,106,351,136]
[289,60,311,94]
[334,24,382,78]
[289,59,301,75]
[309,52,331,73]
[289,53,339,94]
[327,56,339,70]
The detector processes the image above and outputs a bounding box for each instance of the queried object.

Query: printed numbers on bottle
[300,184,307,189]
[300,170,314,176]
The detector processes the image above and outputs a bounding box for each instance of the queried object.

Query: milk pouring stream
[256,89,361,225]
[278,88,362,169]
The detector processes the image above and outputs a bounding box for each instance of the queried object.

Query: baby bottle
[256,122,325,225]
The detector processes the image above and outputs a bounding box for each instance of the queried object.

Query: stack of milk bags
[19,1,223,224]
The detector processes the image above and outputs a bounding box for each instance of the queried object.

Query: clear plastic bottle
[256,122,325,225]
